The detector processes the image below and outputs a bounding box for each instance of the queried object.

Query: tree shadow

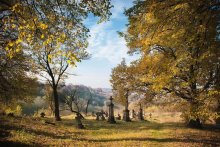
[0,122,80,140]
[1,115,220,146]
[0,129,10,138]
[83,137,220,146]
[202,124,220,133]
[0,140,34,147]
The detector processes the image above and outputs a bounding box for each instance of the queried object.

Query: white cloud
[87,0,136,65]
[87,24,132,65]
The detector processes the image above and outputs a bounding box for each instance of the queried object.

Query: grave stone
[107,96,116,124]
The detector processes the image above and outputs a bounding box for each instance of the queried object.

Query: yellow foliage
[41,34,45,39]
[173,3,189,10]
[8,41,14,47]
[5,105,22,116]
[145,12,157,24]
[15,48,20,52]
[39,23,48,30]
[16,39,22,44]
[11,24,16,28]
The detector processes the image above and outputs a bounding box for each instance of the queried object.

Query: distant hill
[72,85,112,108]
[22,84,113,115]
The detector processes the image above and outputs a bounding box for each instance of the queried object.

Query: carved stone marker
[131,109,135,119]
[149,113,152,118]
[96,112,100,120]
[123,110,131,121]
[116,113,121,120]
[96,111,106,121]
[105,111,108,117]
[107,96,116,124]
[100,110,106,120]
[138,104,144,121]
[123,90,131,122]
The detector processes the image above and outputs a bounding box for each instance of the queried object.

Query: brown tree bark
[53,85,61,121]
[85,99,90,116]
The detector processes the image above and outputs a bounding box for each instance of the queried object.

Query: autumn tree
[110,59,133,121]
[123,0,220,127]
[128,60,155,100]
[110,58,154,121]
[0,0,37,108]
[0,48,37,111]
[1,0,112,55]
[0,4,37,109]
[1,0,112,121]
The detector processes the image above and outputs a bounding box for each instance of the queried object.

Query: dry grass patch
[0,114,219,146]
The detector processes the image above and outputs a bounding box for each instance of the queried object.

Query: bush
[5,105,22,116]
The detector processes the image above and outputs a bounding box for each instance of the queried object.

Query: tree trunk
[53,85,61,121]
[49,100,54,116]
[187,64,202,128]
[75,113,84,129]
[85,99,90,116]
[186,101,203,129]
[215,66,220,124]
[138,104,144,121]
[215,103,220,125]
[187,118,202,129]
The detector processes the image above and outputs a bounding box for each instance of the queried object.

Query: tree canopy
[0,0,113,120]
[120,0,220,123]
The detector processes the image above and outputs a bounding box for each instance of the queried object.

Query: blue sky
[66,0,138,88]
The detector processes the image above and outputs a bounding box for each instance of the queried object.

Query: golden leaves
[11,3,22,12]
[40,34,45,39]
[11,24,16,29]
[171,29,185,39]
[39,23,48,30]
[145,12,157,24]
[47,54,52,63]
[207,90,220,97]
[173,3,189,11]
[16,39,22,44]
[8,42,14,47]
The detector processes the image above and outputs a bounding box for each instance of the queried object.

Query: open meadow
[1,113,220,147]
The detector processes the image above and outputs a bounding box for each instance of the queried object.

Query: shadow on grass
[0,121,80,140]
[1,115,220,146]
[0,140,44,147]
[202,124,220,133]
[0,141,32,147]
[0,129,10,138]
[82,137,220,146]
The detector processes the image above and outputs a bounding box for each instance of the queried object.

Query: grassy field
[0,113,220,147]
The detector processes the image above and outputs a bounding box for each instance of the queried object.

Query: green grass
[0,113,220,146]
